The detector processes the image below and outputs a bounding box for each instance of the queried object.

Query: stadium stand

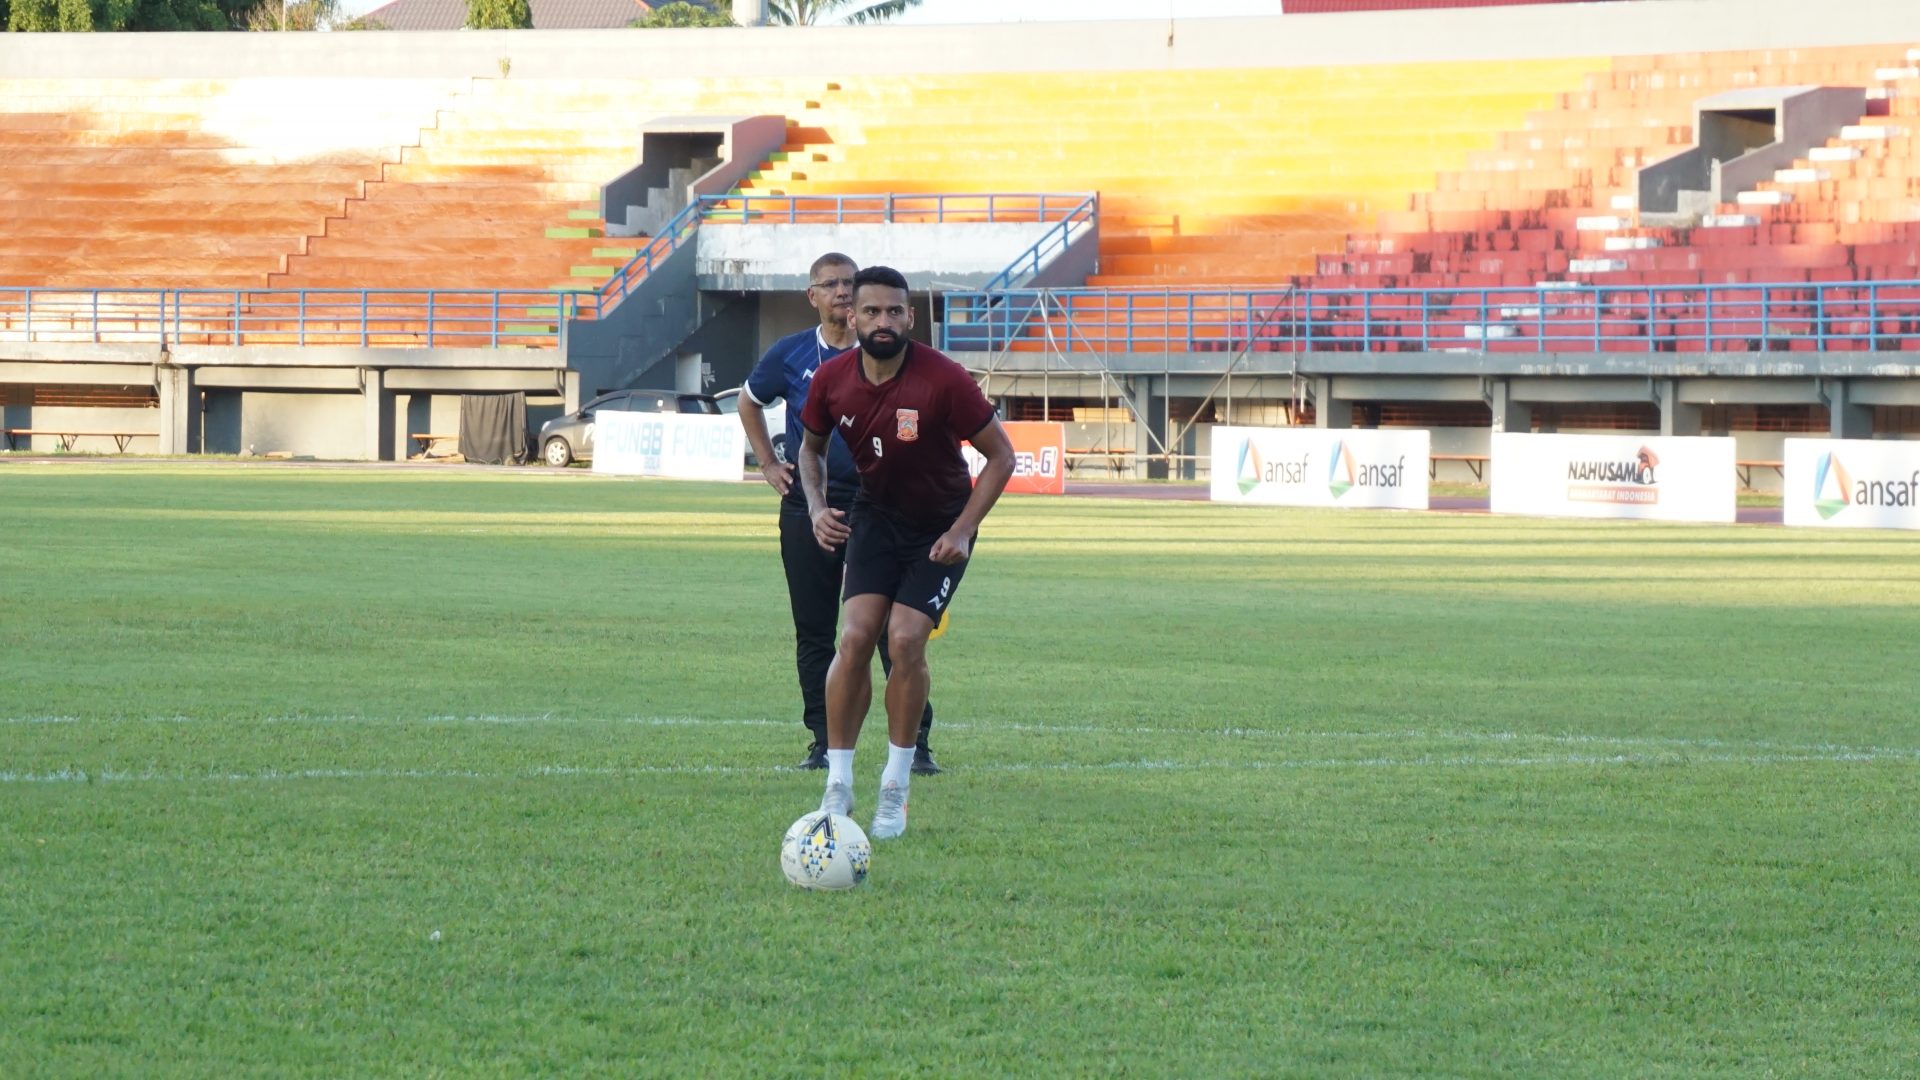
[1309,45,1920,291]
[746,62,1599,286]
[0,78,465,288]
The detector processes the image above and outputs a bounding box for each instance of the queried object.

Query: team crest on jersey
[896,409,920,442]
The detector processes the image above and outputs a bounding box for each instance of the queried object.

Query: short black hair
[853,265,910,294]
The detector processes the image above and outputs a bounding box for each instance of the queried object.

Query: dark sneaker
[797,743,827,770]
[911,747,942,776]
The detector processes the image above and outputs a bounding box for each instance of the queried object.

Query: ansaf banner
[1784,438,1920,530]
[592,409,746,481]
[1208,426,1429,509]
[1489,432,1734,522]
[963,420,1066,495]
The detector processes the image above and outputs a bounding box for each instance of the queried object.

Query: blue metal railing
[941,280,1920,356]
[0,287,585,349]
[564,192,1099,320]
[0,194,1097,350]
[980,195,1097,293]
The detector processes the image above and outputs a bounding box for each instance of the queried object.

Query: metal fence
[942,281,1920,355]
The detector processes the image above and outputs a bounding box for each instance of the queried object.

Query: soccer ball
[780,810,871,890]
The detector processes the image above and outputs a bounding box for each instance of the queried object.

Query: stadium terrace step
[303,236,607,258]
[1808,146,1864,162]
[1736,190,1794,206]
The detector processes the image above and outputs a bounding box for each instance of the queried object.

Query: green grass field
[3,462,1917,1077]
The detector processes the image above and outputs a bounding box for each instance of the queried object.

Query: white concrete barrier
[1490,433,1735,523]
[593,410,744,481]
[1209,426,1429,509]
[1784,437,1920,530]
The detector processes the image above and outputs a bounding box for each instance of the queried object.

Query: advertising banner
[963,420,1066,496]
[592,409,745,481]
[1784,438,1920,530]
[1208,426,1430,509]
[1489,433,1734,522]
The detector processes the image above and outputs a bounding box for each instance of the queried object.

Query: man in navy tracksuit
[736,252,938,774]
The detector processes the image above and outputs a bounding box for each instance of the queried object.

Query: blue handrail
[979,195,1098,293]
[940,280,1920,356]
[0,288,580,350]
[589,192,1098,315]
[0,194,1097,350]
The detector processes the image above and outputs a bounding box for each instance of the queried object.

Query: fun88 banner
[963,421,1066,495]
[594,410,745,481]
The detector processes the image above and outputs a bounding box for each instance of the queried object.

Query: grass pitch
[3,462,1917,1077]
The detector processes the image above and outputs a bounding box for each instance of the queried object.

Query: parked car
[538,388,720,467]
[713,387,788,467]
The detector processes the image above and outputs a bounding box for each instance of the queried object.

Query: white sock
[826,749,854,791]
[881,742,915,790]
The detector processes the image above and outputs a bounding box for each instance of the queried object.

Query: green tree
[464,0,529,28]
[10,0,245,29]
[632,0,732,27]
[240,0,336,29]
[766,0,918,24]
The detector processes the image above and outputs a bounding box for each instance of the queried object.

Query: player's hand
[811,507,850,552]
[929,529,972,565]
[759,460,794,495]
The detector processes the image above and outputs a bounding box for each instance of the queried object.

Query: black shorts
[841,509,974,625]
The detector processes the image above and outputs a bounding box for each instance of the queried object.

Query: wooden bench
[1736,459,1783,489]
[1429,453,1489,482]
[1065,447,1136,476]
[3,429,152,453]
[409,433,459,457]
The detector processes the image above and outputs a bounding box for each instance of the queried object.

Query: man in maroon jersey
[796,265,1016,840]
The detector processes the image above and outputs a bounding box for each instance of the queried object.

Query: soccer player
[737,253,940,774]
[797,266,1016,839]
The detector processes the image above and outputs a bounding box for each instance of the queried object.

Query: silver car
[714,387,788,467]
[538,389,720,468]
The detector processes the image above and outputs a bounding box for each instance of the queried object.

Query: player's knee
[886,623,929,666]
[839,619,883,659]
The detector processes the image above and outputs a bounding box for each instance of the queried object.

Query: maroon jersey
[800,341,996,531]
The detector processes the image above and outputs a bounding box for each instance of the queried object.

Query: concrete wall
[0,406,159,455]
[6,0,1920,79]
[202,390,361,458]
[697,222,1062,292]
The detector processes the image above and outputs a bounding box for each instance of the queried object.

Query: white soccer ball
[780,810,871,890]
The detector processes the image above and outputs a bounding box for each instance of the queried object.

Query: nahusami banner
[1489,433,1734,522]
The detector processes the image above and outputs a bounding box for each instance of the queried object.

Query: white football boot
[819,780,853,817]
[870,780,908,840]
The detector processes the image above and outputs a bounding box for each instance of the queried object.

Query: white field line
[0,749,1914,785]
[7,714,1920,762]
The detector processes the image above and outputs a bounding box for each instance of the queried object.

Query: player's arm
[737,392,791,495]
[798,427,850,552]
[931,416,1014,566]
